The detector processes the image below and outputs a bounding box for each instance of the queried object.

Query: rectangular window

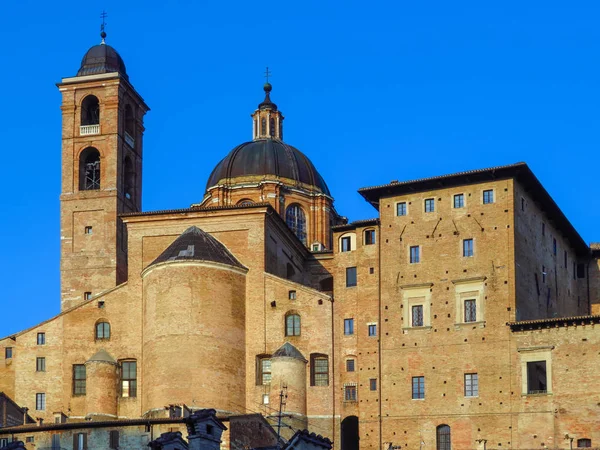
[364,229,376,245]
[464,299,477,323]
[396,202,407,216]
[74,432,87,450]
[36,357,46,372]
[368,324,377,337]
[51,435,60,450]
[346,359,355,372]
[412,376,425,399]
[542,222,545,236]
[370,378,377,391]
[288,290,296,300]
[564,250,567,268]
[527,360,547,394]
[36,393,46,411]
[346,267,357,287]
[410,246,420,264]
[26,437,34,443]
[463,238,474,257]
[341,236,352,252]
[553,238,557,256]
[424,198,435,213]
[258,357,271,385]
[121,361,137,397]
[577,263,585,279]
[37,332,45,345]
[84,226,93,235]
[483,189,494,204]
[344,318,354,335]
[521,197,525,211]
[577,439,592,448]
[84,292,92,301]
[344,385,357,402]
[542,266,546,283]
[411,305,424,327]
[5,347,12,359]
[311,355,329,386]
[73,364,86,396]
[464,373,479,397]
[109,430,120,449]
[0,439,8,447]
[453,194,464,208]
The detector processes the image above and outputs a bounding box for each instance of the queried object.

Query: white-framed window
[344,383,357,402]
[368,323,377,336]
[453,193,465,208]
[464,373,478,397]
[424,198,435,213]
[409,245,420,264]
[396,202,407,216]
[463,238,474,257]
[483,189,494,204]
[37,332,46,345]
[36,393,46,411]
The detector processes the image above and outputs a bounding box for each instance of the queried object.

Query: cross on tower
[100,11,108,32]
[264,67,272,84]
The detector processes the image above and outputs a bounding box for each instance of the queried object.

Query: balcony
[80,124,100,136]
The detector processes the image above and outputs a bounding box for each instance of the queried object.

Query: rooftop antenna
[100,11,108,44]
[275,384,288,447]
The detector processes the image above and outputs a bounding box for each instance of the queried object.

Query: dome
[206,139,330,196]
[77,43,128,79]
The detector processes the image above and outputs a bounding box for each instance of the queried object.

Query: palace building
[1,31,600,450]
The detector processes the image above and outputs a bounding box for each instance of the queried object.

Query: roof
[285,430,333,450]
[332,218,379,232]
[272,342,307,362]
[358,162,590,257]
[508,315,600,331]
[148,431,186,449]
[120,202,273,218]
[206,139,330,196]
[77,43,128,79]
[86,349,116,364]
[149,226,245,270]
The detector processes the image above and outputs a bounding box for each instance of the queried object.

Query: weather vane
[264,67,272,84]
[100,11,108,43]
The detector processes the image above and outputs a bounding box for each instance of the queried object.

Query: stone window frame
[367,322,377,337]
[482,188,495,205]
[518,346,553,396]
[396,201,408,217]
[401,284,433,331]
[343,383,358,402]
[452,277,486,327]
[256,354,272,386]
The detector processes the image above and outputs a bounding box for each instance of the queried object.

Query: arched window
[123,156,135,200]
[269,118,275,137]
[285,313,301,336]
[81,95,100,125]
[237,199,254,206]
[120,360,137,397]
[286,204,307,244]
[577,439,592,448]
[261,118,267,136]
[79,147,101,190]
[436,425,451,450]
[95,321,110,340]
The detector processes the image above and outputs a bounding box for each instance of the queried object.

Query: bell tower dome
[57,28,149,310]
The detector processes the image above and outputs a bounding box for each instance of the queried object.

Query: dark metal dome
[206,139,330,196]
[77,43,128,79]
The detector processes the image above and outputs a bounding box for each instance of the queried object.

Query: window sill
[402,326,432,333]
[523,391,552,397]
[411,398,425,401]
[454,321,486,330]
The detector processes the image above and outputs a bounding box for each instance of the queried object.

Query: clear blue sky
[1,1,598,336]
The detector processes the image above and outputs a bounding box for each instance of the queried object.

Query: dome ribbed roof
[206,139,330,196]
[77,43,128,79]
[149,226,245,270]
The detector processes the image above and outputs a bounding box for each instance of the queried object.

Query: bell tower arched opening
[79,147,101,191]
[81,95,100,126]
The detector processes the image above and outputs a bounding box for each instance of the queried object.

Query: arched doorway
[341,415,359,450]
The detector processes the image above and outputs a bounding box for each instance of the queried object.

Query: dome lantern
[252,78,283,141]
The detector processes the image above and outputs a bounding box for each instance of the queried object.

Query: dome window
[80,95,100,135]
[261,118,267,136]
[269,118,275,137]
[79,147,101,191]
[286,204,307,244]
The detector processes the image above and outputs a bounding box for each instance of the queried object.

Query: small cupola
[252,77,284,140]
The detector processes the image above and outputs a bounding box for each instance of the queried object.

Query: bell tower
[57,29,149,311]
